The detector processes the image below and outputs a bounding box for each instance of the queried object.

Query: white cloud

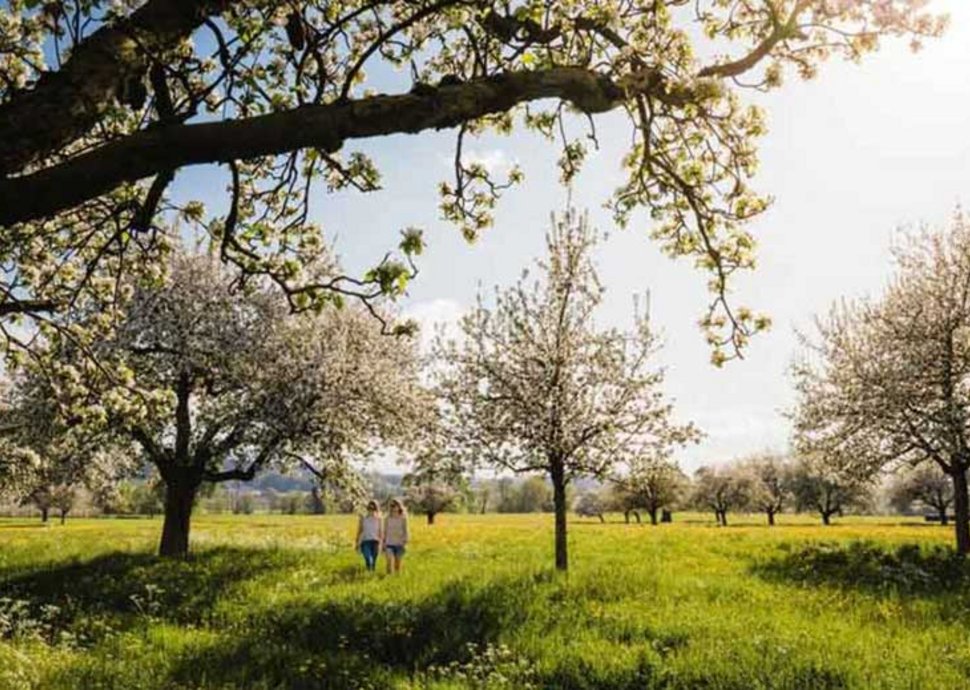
[465,149,514,175]
[404,298,464,352]
[437,148,516,176]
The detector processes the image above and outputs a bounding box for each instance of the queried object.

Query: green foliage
[1,514,969,689]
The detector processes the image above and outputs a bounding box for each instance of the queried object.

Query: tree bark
[40,506,49,523]
[648,508,658,525]
[950,468,970,555]
[940,508,949,526]
[59,509,67,525]
[821,511,832,526]
[624,510,631,524]
[550,462,568,572]
[427,511,436,526]
[767,510,775,526]
[159,477,198,558]
[597,513,605,523]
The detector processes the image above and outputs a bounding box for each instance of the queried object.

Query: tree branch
[0,299,57,317]
[202,466,257,482]
[697,0,811,79]
[0,0,234,174]
[0,66,690,227]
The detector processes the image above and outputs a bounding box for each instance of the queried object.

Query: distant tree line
[572,453,952,527]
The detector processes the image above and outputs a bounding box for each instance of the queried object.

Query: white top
[359,514,381,542]
[384,515,409,546]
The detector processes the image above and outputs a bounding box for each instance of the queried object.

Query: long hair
[387,496,407,517]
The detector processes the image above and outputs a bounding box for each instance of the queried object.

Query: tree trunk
[821,511,832,526]
[767,510,775,526]
[159,478,198,558]
[40,507,49,523]
[550,463,568,572]
[648,508,658,525]
[624,510,631,524]
[59,509,67,525]
[632,510,641,524]
[427,511,436,525]
[597,513,605,523]
[950,468,970,555]
[309,487,325,515]
[940,507,949,526]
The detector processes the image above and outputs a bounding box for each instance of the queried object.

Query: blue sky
[172,0,970,471]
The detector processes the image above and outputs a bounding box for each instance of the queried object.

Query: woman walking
[355,500,383,572]
[383,498,409,574]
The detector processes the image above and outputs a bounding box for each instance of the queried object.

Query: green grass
[2,512,969,689]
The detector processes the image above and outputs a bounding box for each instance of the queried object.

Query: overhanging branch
[0,0,234,174]
[0,66,688,227]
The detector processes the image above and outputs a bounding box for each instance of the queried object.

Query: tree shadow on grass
[0,546,297,641]
[164,574,539,689]
[752,541,970,597]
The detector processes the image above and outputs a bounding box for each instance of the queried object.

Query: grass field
[1,512,969,689]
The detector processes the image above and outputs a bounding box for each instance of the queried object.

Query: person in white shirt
[383,497,410,574]
[355,500,383,571]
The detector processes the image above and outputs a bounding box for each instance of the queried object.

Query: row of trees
[6,212,970,572]
[575,454,953,527]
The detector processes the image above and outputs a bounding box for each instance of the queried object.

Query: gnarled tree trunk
[159,477,199,558]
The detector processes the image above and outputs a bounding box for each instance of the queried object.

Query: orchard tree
[405,481,462,525]
[742,453,790,525]
[29,253,424,556]
[0,0,943,367]
[20,465,78,523]
[788,455,871,525]
[613,457,688,525]
[1,373,138,523]
[575,489,608,523]
[888,464,954,525]
[403,434,467,525]
[792,214,970,552]
[436,209,696,570]
[692,464,753,526]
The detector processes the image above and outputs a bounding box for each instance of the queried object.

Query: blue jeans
[360,540,379,570]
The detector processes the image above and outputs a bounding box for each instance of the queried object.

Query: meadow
[1,513,969,690]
